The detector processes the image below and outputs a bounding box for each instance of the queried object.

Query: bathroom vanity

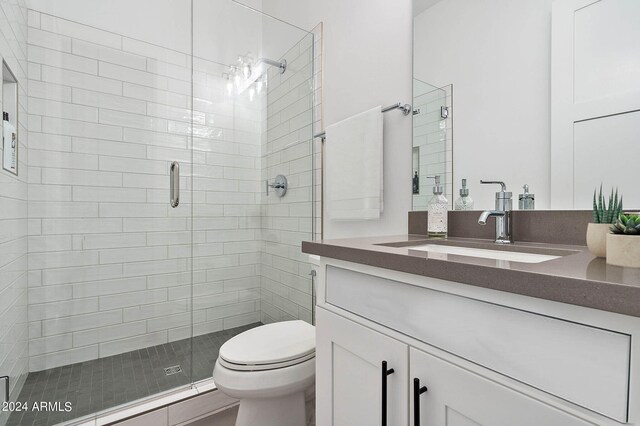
[303,219,640,425]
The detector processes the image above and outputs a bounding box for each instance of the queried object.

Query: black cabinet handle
[413,378,428,426]
[381,361,395,426]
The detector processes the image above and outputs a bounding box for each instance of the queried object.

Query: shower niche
[2,60,17,176]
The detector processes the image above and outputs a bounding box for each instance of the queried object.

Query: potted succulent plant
[586,185,622,257]
[606,213,640,268]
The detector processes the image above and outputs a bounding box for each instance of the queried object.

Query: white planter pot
[606,234,640,268]
[586,223,611,258]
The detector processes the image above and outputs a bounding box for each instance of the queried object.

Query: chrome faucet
[478,180,513,244]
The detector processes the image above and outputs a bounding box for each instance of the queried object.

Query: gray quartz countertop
[302,235,640,318]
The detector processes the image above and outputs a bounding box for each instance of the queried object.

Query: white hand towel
[325,106,383,220]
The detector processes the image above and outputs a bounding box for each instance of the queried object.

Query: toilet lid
[219,321,315,368]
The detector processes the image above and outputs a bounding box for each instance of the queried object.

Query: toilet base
[235,391,306,426]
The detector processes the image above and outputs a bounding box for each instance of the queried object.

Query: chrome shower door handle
[170,161,180,208]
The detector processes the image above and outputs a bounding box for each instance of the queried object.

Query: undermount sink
[407,244,561,264]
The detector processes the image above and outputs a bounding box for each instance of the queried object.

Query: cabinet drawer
[326,266,631,422]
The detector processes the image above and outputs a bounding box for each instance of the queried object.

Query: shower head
[258,58,287,74]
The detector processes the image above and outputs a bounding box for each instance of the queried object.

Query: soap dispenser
[454,178,474,210]
[426,175,448,238]
[3,112,16,171]
[519,184,535,210]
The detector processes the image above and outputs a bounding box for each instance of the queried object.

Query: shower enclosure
[0,1,315,425]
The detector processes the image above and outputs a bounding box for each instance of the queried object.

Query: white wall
[414,0,553,210]
[259,0,414,239]
[414,0,445,17]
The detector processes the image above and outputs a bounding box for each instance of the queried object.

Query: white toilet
[213,320,316,426]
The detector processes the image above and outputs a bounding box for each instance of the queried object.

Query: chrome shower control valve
[266,174,288,197]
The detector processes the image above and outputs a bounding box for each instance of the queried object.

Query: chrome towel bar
[313,102,412,141]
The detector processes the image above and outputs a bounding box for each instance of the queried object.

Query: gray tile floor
[7,323,261,426]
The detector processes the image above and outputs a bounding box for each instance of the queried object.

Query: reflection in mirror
[2,60,18,176]
[412,79,453,210]
[413,0,640,210]
[552,0,640,209]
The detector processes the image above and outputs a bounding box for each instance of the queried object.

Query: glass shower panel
[412,79,453,210]
[5,3,194,425]
[260,32,316,326]
[190,0,315,384]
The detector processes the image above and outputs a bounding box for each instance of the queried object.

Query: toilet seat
[219,351,315,371]
[213,321,316,425]
[218,320,315,372]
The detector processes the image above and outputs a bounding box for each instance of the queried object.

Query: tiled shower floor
[8,323,261,426]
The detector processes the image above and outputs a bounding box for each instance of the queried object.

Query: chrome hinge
[1,376,8,403]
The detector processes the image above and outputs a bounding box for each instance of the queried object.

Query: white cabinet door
[316,308,408,426]
[409,348,593,426]
[326,265,631,422]
[551,0,640,208]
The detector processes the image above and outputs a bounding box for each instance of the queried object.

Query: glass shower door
[5,3,195,425]
[189,0,316,384]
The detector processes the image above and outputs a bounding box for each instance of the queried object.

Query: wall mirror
[413,0,640,211]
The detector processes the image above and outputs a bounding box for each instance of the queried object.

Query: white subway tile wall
[0,0,29,419]
[24,11,319,374]
[25,11,285,371]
